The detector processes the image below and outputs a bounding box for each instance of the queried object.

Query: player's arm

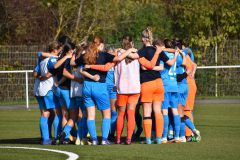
[80,68,100,82]
[162,48,176,53]
[63,68,83,83]
[38,72,53,81]
[138,46,162,70]
[85,62,116,72]
[165,50,179,66]
[185,55,193,75]
[54,53,72,69]
[152,64,164,71]
[41,52,58,58]
[112,48,137,62]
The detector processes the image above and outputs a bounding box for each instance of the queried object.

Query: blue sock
[162,115,169,138]
[102,118,111,141]
[63,124,72,139]
[173,115,180,138]
[87,120,97,141]
[180,119,185,137]
[185,117,196,131]
[82,117,88,138]
[110,111,117,135]
[40,116,49,141]
[77,120,83,139]
[48,116,54,138]
[53,115,62,139]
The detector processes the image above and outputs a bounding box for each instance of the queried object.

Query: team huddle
[33,28,201,145]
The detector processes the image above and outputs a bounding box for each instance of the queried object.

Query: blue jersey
[34,52,43,75]
[183,48,194,62]
[47,57,58,76]
[105,68,114,85]
[160,52,178,92]
[176,54,187,84]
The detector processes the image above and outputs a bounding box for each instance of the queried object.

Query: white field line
[0,146,79,160]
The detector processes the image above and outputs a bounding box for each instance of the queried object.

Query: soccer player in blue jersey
[75,36,136,145]
[34,44,60,145]
[175,43,201,142]
[104,46,118,141]
[157,39,181,143]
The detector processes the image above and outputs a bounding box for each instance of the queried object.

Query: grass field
[0,103,240,160]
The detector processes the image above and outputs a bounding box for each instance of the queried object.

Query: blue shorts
[177,83,188,106]
[71,97,86,111]
[107,84,117,100]
[36,90,55,110]
[53,94,61,109]
[57,87,73,109]
[162,92,178,109]
[83,81,110,111]
[53,85,61,97]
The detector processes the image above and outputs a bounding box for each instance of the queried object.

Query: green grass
[0,104,240,160]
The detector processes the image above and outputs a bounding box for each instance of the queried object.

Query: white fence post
[25,71,29,109]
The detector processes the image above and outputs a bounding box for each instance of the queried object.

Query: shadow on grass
[0,137,41,145]
[0,136,146,145]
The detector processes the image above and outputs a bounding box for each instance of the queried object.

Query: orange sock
[143,119,152,138]
[155,112,163,138]
[185,110,194,137]
[127,109,136,139]
[116,111,125,139]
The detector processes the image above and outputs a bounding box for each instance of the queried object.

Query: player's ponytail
[141,27,153,45]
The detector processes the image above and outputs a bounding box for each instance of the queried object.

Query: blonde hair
[141,27,153,44]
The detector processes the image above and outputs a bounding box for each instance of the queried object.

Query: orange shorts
[185,79,197,111]
[117,94,140,107]
[141,78,164,103]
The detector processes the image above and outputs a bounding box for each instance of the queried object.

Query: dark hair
[60,42,75,58]
[174,39,183,50]
[164,39,174,48]
[58,35,72,47]
[153,38,164,47]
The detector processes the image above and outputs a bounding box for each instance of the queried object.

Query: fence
[1,65,240,109]
[0,42,240,108]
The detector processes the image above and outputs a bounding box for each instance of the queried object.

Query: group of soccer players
[33,27,201,145]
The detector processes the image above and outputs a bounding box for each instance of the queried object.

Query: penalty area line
[0,146,79,160]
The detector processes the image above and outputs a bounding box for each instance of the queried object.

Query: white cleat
[193,129,201,142]
[179,136,186,143]
[161,138,168,144]
[75,138,81,145]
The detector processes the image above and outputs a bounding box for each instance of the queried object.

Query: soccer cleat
[42,139,52,145]
[62,138,72,145]
[75,138,81,145]
[161,137,168,144]
[102,140,112,145]
[179,136,186,143]
[193,129,201,142]
[168,130,174,140]
[155,137,162,144]
[92,140,99,145]
[82,138,92,145]
[125,139,131,145]
[186,136,193,142]
[58,132,66,144]
[116,138,121,144]
[174,137,180,143]
[145,137,152,144]
[108,133,115,142]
